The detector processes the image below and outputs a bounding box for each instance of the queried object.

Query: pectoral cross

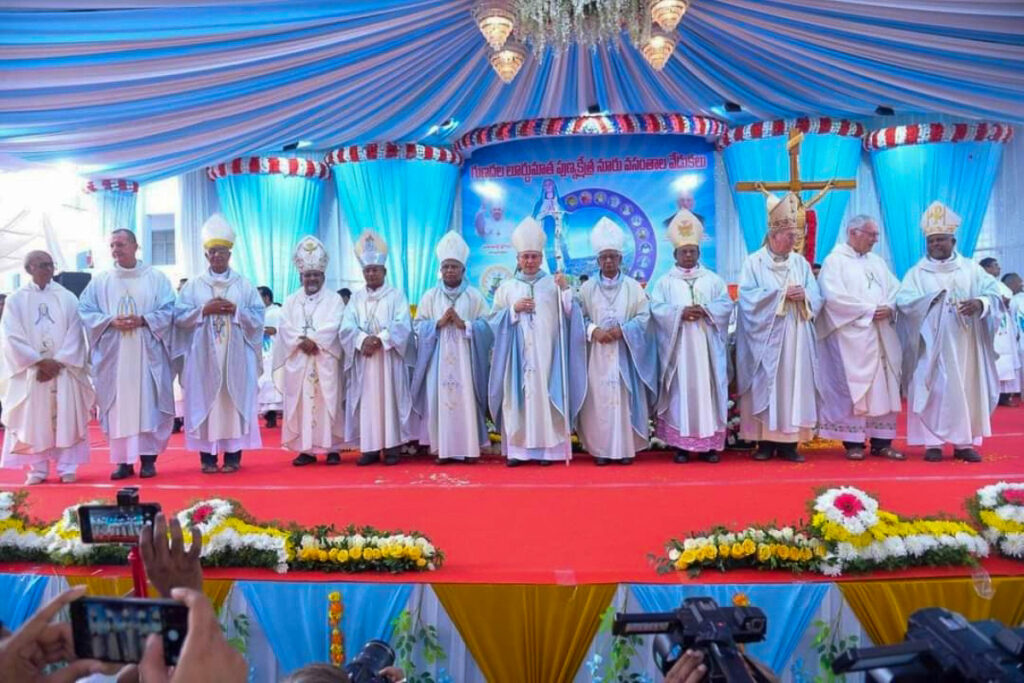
[735,128,857,260]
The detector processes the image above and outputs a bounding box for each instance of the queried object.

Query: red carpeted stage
[2,407,1023,585]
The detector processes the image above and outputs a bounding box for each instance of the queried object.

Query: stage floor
[2,406,1023,584]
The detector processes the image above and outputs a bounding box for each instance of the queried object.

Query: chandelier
[473,0,692,81]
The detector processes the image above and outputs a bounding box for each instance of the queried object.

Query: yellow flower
[741,538,756,556]
[409,546,423,560]
[416,558,427,568]
[350,546,363,560]
[706,545,718,561]
[328,591,341,601]
[681,549,698,565]
[801,547,813,562]
[730,543,745,559]
[336,549,349,563]
[699,546,715,562]
[757,544,772,562]
[328,548,339,561]
[776,545,790,561]
[718,544,730,558]
[318,550,329,562]
[674,556,688,570]
[732,593,750,607]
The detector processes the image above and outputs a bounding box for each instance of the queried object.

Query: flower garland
[328,591,345,667]
[969,481,1024,559]
[292,526,442,573]
[657,526,825,576]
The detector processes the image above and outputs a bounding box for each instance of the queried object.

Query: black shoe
[779,445,804,463]
[172,417,183,434]
[200,452,219,474]
[753,444,774,461]
[673,450,690,464]
[506,459,523,467]
[110,464,134,480]
[539,460,554,467]
[699,451,720,464]
[265,411,278,428]
[140,455,158,478]
[383,448,401,466]
[222,451,241,473]
[357,451,380,466]
[325,452,341,466]
[594,457,612,466]
[292,453,317,467]
[924,448,943,462]
[953,448,982,463]
[619,457,634,465]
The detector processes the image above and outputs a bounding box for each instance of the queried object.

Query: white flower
[813,487,880,535]
[836,543,858,561]
[668,548,681,561]
[751,529,766,543]
[1001,534,1024,558]
[819,560,844,577]
[977,483,1002,508]
[780,527,794,541]
[995,504,1024,524]
[423,543,436,557]
[350,534,366,548]
[720,533,736,545]
[682,539,697,551]
[883,536,908,558]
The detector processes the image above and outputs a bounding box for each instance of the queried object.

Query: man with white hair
[80,229,176,480]
[816,216,904,461]
[575,218,655,465]
[1,251,94,484]
[411,231,493,463]
[897,201,1002,462]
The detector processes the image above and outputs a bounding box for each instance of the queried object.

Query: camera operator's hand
[137,588,246,683]
[139,513,203,598]
[664,650,707,683]
[0,586,121,683]
[377,666,405,682]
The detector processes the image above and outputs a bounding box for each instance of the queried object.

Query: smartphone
[77,503,161,544]
[70,596,188,665]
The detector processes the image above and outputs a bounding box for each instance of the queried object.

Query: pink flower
[191,504,214,525]
[834,493,865,518]
[1003,490,1024,505]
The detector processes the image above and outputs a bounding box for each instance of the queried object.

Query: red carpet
[2,407,1023,584]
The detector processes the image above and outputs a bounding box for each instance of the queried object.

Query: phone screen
[77,504,161,544]
[71,597,187,665]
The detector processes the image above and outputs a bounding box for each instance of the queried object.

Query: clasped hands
[592,325,623,344]
[360,335,383,357]
[201,297,236,317]
[111,315,147,332]
[297,337,319,355]
[35,358,63,382]
[513,298,536,315]
[680,305,707,323]
[872,305,893,321]
[784,285,806,302]
[436,307,466,330]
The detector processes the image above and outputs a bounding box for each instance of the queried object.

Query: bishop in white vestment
[1,251,94,484]
[174,215,264,473]
[274,236,350,466]
[574,218,656,465]
[736,193,823,462]
[649,211,733,463]
[411,232,493,462]
[896,201,1001,462]
[80,229,176,479]
[816,216,904,460]
[339,230,416,465]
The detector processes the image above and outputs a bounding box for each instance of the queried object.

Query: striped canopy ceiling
[1,0,1021,182]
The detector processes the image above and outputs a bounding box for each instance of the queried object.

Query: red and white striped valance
[83,179,139,194]
[206,156,331,181]
[324,143,462,166]
[864,122,1014,150]
[720,118,866,148]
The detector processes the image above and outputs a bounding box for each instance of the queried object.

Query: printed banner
[461,134,716,301]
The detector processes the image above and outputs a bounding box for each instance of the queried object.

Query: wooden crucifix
[735,128,857,260]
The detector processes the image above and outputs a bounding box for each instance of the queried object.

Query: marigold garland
[328,590,345,667]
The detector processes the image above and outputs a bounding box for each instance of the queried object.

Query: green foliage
[805,608,858,683]
[596,604,646,682]
[391,607,447,683]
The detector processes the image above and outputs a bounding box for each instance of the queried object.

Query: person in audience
[80,229,176,480]
[340,230,415,466]
[896,201,1002,462]
[258,285,283,428]
[816,216,904,461]
[982,257,1021,406]
[650,211,733,464]
[0,251,94,484]
[275,237,351,466]
[337,288,351,306]
[174,215,264,474]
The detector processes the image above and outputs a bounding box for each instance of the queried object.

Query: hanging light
[490,39,526,83]
[649,0,689,32]
[473,2,515,51]
[641,27,676,71]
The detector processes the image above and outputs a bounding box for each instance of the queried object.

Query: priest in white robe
[736,192,823,462]
[816,216,904,461]
[174,215,264,474]
[488,217,586,466]
[258,285,284,426]
[1,251,94,484]
[339,230,415,466]
[982,257,1021,405]
[650,210,733,464]
[80,229,175,480]
[573,218,656,465]
[411,232,493,463]
[274,236,350,466]
[896,201,1001,462]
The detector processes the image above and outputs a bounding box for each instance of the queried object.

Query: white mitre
[667,208,704,247]
[920,200,961,236]
[201,213,235,250]
[590,217,626,254]
[510,216,546,254]
[436,231,470,265]
[767,192,800,232]
[293,235,329,274]
[354,229,388,267]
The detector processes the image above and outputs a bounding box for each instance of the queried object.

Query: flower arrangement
[656,526,825,576]
[968,481,1024,559]
[291,526,442,573]
[0,490,49,563]
[328,591,345,667]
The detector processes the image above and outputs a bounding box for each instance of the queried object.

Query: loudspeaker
[55,271,92,298]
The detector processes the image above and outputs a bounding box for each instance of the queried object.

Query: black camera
[613,596,771,682]
[344,639,396,683]
[833,607,1024,682]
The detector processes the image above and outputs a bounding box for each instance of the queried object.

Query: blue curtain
[629,583,829,675]
[870,141,1004,277]
[723,134,861,261]
[214,174,324,299]
[0,573,49,631]
[332,160,458,303]
[95,189,137,233]
[237,581,412,676]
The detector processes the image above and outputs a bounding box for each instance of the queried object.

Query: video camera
[345,639,396,683]
[613,596,772,682]
[833,607,1024,682]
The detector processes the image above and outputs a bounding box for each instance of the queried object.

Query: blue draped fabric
[95,189,137,233]
[629,583,829,674]
[0,573,48,631]
[333,160,458,303]
[214,173,324,298]
[723,133,861,261]
[870,141,1005,276]
[237,581,412,676]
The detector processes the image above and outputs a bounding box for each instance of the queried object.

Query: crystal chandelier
[649,0,689,32]
[473,2,515,51]
[489,39,527,83]
[641,26,676,71]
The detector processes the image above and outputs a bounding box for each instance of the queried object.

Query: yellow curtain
[67,577,235,612]
[434,583,616,683]
[840,576,1024,645]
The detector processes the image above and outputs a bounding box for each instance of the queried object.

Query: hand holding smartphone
[70,596,187,666]
[77,503,161,544]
